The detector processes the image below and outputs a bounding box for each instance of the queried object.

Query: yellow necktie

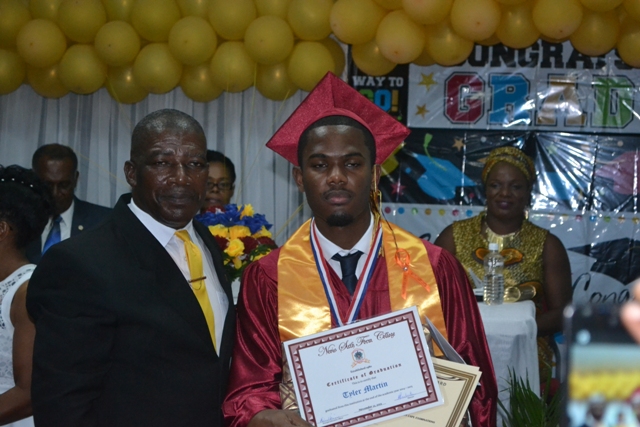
[175,230,216,351]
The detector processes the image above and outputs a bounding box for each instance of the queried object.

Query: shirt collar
[128,199,196,247]
[58,199,74,226]
[314,213,374,259]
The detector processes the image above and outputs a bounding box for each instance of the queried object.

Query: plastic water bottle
[483,243,504,305]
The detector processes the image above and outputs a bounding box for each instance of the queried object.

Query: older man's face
[125,130,208,229]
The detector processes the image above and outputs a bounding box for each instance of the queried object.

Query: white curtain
[0,84,311,245]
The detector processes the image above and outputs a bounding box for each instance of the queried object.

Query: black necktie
[332,251,363,295]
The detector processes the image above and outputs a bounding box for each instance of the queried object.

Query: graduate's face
[484,161,531,221]
[125,130,208,229]
[293,125,379,230]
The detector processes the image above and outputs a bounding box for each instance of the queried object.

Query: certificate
[283,307,443,427]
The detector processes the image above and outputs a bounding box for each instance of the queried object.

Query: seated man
[222,73,498,427]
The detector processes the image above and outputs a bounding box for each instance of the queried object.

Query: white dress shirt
[40,200,75,250]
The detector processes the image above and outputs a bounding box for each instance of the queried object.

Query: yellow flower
[253,226,272,238]
[239,204,254,218]
[232,257,243,270]
[226,238,245,258]
[208,224,229,238]
[252,251,270,262]
[229,225,251,240]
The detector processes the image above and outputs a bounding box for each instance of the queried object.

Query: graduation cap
[266,72,411,166]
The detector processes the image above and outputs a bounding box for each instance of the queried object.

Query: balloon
[330,0,386,45]
[425,19,474,66]
[209,41,255,93]
[478,33,500,45]
[496,0,526,3]
[0,49,26,94]
[0,0,31,48]
[16,19,67,68]
[287,41,334,91]
[376,10,424,63]
[168,16,217,65]
[106,65,148,103]
[532,0,583,40]
[402,0,454,25]
[624,0,640,21]
[570,9,619,56]
[58,44,107,94]
[177,0,209,18]
[450,0,501,41]
[101,0,134,21]
[256,62,298,100]
[208,0,257,40]
[320,37,346,75]
[27,63,68,98]
[57,0,106,43]
[412,47,436,66]
[180,64,223,102]
[287,0,333,40]
[131,0,181,42]
[373,0,402,9]
[29,0,62,20]
[255,0,290,18]
[94,21,140,66]
[580,0,622,12]
[496,0,540,49]
[617,15,640,68]
[351,39,397,76]
[133,43,183,94]
[244,16,294,65]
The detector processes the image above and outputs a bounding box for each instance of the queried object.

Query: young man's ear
[292,167,305,193]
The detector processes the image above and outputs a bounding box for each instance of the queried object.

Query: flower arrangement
[195,204,277,282]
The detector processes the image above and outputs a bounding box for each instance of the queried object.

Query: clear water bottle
[483,243,504,305]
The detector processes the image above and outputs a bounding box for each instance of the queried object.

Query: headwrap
[482,146,535,185]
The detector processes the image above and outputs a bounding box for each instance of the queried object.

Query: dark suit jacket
[26,194,236,427]
[26,197,112,264]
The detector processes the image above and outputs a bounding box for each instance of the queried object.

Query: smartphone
[562,303,640,427]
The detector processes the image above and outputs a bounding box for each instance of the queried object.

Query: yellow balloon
[255,0,291,18]
[58,44,107,94]
[402,0,453,25]
[450,0,501,41]
[580,0,622,12]
[478,33,500,45]
[287,41,334,91]
[209,41,256,93]
[133,43,183,93]
[373,0,402,9]
[244,16,293,65]
[208,0,257,40]
[169,16,217,65]
[412,47,436,66]
[180,64,223,102]
[624,0,640,21]
[320,37,346,76]
[496,0,540,49]
[287,0,333,41]
[16,19,67,68]
[101,0,133,21]
[27,63,68,98]
[351,38,397,76]
[106,65,148,104]
[177,0,210,18]
[57,0,106,43]
[0,49,26,94]
[532,0,583,40]
[256,62,298,100]
[496,0,526,3]
[570,9,619,56]
[29,0,62,20]
[617,15,640,68]
[95,21,140,66]
[330,0,386,45]
[131,0,181,42]
[376,10,424,63]
[425,19,474,66]
[0,0,31,48]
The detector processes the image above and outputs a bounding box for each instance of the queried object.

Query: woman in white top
[0,165,53,426]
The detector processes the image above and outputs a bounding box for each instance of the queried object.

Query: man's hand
[248,409,313,427]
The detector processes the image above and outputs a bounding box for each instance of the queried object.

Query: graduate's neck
[314,213,371,250]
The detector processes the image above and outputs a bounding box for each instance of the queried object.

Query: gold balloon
[287,41,334,92]
[95,21,140,66]
[208,0,257,40]
[287,0,333,40]
[256,62,298,100]
[180,64,223,102]
[27,63,68,98]
[496,0,526,3]
[131,0,181,42]
[373,0,402,9]
[580,0,622,12]
[29,0,62,20]
[57,0,106,43]
[58,44,107,94]
[624,0,640,21]
[320,37,346,75]
[255,0,291,18]
[450,0,501,41]
[133,43,183,93]
[412,28,435,65]
[0,0,31,48]
[570,9,619,56]
[330,0,386,45]
[244,16,294,65]
[351,38,396,76]
[402,0,454,25]
[496,0,540,49]
[169,16,217,65]
[16,19,67,68]
[478,33,500,45]
[106,65,148,104]
[0,49,26,94]
[101,0,134,21]
[617,15,640,67]
[425,19,474,66]
[376,10,424,63]
[209,41,256,93]
[177,0,210,18]
[532,0,583,40]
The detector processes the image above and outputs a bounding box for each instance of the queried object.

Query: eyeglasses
[207,181,233,191]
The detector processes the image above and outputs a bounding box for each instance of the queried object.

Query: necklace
[484,221,521,251]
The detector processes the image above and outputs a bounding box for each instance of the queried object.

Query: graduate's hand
[622,280,640,344]
[248,409,313,427]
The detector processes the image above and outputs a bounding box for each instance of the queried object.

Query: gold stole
[277,219,447,356]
